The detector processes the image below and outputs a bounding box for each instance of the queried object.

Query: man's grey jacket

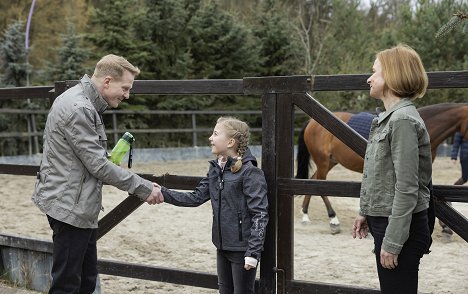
[32,75,153,229]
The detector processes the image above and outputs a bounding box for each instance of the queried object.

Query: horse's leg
[438,179,461,237]
[301,195,312,223]
[316,163,341,234]
[301,171,317,223]
[301,167,330,224]
[322,196,340,234]
[438,179,462,237]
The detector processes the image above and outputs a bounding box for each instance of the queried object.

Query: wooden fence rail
[0,109,309,154]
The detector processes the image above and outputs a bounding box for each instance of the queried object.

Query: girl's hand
[244,264,254,270]
[244,256,257,270]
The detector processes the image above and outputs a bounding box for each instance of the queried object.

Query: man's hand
[352,215,369,239]
[145,183,164,205]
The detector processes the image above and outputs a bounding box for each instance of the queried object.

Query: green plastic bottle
[109,132,134,166]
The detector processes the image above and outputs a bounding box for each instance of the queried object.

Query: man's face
[102,70,134,108]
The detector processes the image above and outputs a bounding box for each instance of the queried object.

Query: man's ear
[103,76,112,88]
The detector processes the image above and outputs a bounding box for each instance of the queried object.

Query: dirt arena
[0,157,467,293]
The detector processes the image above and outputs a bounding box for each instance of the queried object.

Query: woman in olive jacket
[352,44,432,294]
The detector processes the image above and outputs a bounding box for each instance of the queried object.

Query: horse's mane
[417,102,467,117]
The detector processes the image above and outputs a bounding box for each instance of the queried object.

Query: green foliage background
[0,0,467,155]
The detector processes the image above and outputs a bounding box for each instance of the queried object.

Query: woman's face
[367,58,385,99]
[209,123,234,157]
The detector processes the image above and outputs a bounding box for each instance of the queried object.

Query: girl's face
[209,123,236,157]
[367,58,385,99]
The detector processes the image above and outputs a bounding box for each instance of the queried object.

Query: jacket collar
[209,147,258,169]
[79,74,108,114]
[376,98,413,125]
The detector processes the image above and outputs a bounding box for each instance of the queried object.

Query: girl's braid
[235,129,249,158]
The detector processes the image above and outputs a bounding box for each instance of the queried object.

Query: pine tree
[187,1,261,79]
[47,22,89,82]
[0,20,31,87]
[133,0,195,80]
[254,0,305,76]
[87,0,140,61]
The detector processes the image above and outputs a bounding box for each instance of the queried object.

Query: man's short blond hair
[377,44,428,100]
[92,54,140,80]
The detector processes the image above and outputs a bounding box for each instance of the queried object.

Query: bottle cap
[122,132,135,144]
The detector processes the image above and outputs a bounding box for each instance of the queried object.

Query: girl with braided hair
[158,116,269,294]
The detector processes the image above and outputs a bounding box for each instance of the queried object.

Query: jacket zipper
[238,211,243,241]
[74,173,85,204]
[218,165,225,250]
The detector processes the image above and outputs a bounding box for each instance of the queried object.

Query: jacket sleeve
[160,176,211,207]
[243,167,269,259]
[383,118,420,254]
[451,132,462,160]
[63,107,153,200]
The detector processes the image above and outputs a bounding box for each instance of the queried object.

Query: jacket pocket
[74,173,85,205]
[96,123,108,154]
[375,131,389,159]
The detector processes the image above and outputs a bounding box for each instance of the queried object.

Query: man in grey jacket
[32,54,163,294]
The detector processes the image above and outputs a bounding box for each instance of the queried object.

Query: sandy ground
[0,157,467,294]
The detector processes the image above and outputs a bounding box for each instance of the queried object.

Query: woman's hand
[380,248,399,269]
[352,215,369,239]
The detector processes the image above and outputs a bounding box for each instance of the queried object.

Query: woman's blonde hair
[92,54,140,80]
[217,116,250,157]
[377,44,428,100]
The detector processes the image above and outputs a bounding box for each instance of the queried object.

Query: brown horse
[296,103,468,234]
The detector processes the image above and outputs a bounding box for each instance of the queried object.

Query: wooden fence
[0,108,306,154]
[0,71,467,293]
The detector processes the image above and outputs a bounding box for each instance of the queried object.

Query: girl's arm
[160,176,211,207]
[243,167,269,261]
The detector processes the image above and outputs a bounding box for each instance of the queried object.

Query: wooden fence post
[260,93,277,294]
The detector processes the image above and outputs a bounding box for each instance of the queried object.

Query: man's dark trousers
[47,216,97,294]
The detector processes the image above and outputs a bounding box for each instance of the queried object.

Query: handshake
[145,183,165,205]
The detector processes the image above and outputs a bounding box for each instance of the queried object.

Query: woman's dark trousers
[367,210,430,294]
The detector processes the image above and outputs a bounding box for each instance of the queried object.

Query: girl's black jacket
[161,148,269,260]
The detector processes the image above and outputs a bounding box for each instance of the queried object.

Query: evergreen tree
[47,22,89,82]
[132,0,195,80]
[187,1,261,79]
[396,0,468,106]
[0,20,34,155]
[254,0,304,76]
[87,0,140,61]
[0,20,31,87]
